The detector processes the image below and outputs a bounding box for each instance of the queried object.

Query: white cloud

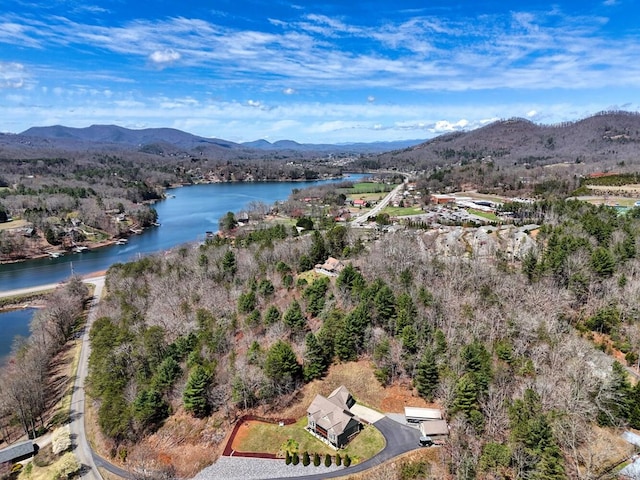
[283,87,295,95]
[367,95,375,103]
[526,110,538,118]
[430,119,469,133]
[0,62,26,88]
[149,49,181,66]
[247,99,261,107]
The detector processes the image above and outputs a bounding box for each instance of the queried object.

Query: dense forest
[76,198,640,479]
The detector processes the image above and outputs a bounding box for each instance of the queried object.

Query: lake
[0,174,366,357]
[0,308,35,363]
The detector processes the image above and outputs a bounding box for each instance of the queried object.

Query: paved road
[268,417,422,480]
[351,182,405,225]
[70,276,105,480]
[0,282,61,298]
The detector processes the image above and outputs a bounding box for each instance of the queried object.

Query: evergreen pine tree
[344,454,351,467]
[292,452,299,465]
[183,365,212,418]
[414,347,439,401]
[264,305,281,325]
[335,453,342,466]
[264,340,302,385]
[303,332,327,381]
[285,450,291,465]
[324,454,332,467]
[313,453,321,466]
[302,451,310,466]
[221,250,237,277]
[283,300,306,332]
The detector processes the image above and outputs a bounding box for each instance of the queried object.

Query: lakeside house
[307,386,362,448]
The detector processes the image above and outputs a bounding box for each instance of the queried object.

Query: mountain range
[2,111,640,167]
[6,125,423,157]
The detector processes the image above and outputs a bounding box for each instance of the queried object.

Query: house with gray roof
[307,386,361,448]
[0,440,36,466]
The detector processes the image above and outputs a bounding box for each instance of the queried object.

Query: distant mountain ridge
[17,124,424,155]
[21,124,237,150]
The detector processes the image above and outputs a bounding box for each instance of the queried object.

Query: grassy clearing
[467,209,499,221]
[382,206,423,217]
[340,182,394,195]
[233,417,384,463]
[0,219,27,231]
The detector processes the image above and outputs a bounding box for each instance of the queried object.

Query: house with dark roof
[307,386,362,448]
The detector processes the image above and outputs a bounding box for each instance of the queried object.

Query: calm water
[0,175,365,355]
[0,308,35,363]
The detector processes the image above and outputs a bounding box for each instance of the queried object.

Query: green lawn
[382,206,424,217]
[467,209,499,221]
[233,418,385,463]
[340,182,394,195]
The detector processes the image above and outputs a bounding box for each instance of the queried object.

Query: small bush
[302,451,310,466]
[292,452,299,465]
[344,454,351,467]
[324,454,332,467]
[285,451,291,465]
[313,453,321,466]
[335,453,342,466]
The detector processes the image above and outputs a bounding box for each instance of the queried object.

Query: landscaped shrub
[335,453,342,466]
[285,451,291,465]
[325,454,332,467]
[302,451,310,466]
[344,454,351,467]
[292,452,299,465]
[313,453,321,466]
[52,425,72,454]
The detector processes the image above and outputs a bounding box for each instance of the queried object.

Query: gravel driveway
[192,457,343,480]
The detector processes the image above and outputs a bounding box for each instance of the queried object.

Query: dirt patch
[380,383,434,413]
[231,421,252,450]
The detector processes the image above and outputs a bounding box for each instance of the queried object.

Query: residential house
[307,386,361,448]
[352,199,369,208]
[314,257,345,277]
[0,440,36,466]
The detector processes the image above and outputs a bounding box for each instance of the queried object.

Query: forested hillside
[86,200,640,479]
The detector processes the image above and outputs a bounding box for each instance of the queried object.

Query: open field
[574,196,639,207]
[454,191,508,203]
[340,182,394,195]
[0,219,27,231]
[586,183,640,195]
[232,417,385,463]
[467,208,500,221]
[382,206,423,217]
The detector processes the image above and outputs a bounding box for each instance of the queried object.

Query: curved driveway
[268,417,422,480]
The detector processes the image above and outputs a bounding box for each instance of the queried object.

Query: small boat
[115,238,129,245]
[152,222,161,227]
[73,246,89,253]
[48,251,63,258]
[129,228,143,234]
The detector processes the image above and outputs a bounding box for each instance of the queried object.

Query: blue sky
[1,0,639,143]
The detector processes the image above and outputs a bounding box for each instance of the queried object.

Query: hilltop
[377,111,640,170]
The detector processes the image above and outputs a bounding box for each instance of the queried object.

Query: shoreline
[0,233,142,266]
